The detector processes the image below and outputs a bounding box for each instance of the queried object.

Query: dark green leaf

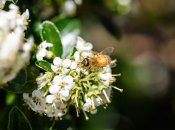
[4,66,38,94]
[52,16,81,36]
[8,106,32,130]
[35,60,52,72]
[40,21,63,57]
[52,17,81,58]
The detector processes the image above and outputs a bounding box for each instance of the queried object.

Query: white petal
[41,41,53,48]
[60,89,70,101]
[82,103,90,112]
[55,110,64,117]
[53,57,62,66]
[23,93,29,100]
[70,61,77,69]
[46,95,55,103]
[32,90,42,97]
[53,75,62,85]
[23,9,29,19]
[85,98,92,105]
[103,66,111,73]
[64,0,76,16]
[74,51,80,62]
[84,42,93,51]
[63,75,73,84]
[9,4,19,10]
[51,64,58,72]
[90,109,97,114]
[103,80,110,86]
[99,73,112,81]
[36,49,47,60]
[62,68,70,75]
[62,59,71,68]
[76,37,93,51]
[65,83,75,90]
[49,85,60,94]
[94,98,102,106]
[76,37,85,50]
[81,51,92,58]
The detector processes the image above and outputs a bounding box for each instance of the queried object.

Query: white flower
[76,37,93,52]
[63,0,77,16]
[45,75,75,103]
[62,59,72,68]
[51,58,72,74]
[82,98,97,114]
[53,57,62,66]
[24,90,46,112]
[44,103,66,117]
[36,41,53,61]
[0,5,33,85]
[82,98,92,112]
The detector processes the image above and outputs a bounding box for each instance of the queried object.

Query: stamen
[75,90,79,107]
[83,110,89,120]
[112,86,123,92]
[112,73,121,77]
[91,97,95,109]
[103,90,110,103]
[76,107,79,117]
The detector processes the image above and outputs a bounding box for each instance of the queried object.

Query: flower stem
[49,120,56,130]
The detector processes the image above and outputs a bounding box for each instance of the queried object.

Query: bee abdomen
[96,55,110,67]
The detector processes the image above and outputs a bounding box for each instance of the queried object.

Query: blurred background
[1,0,175,130]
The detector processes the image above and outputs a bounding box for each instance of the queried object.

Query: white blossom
[24,36,119,119]
[51,58,73,74]
[63,0,77,16]
[36,41,53,61]
[0,4,33,86]
[76,37,93,52]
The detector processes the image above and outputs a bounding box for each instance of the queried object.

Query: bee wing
[100,47,114,56]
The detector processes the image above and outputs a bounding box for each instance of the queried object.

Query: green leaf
[52,17,81,58]
[4,66,38,94]
[35,60,52,72]
[8,106,32,130]
[52,16,81,36]
[40,21,63,57]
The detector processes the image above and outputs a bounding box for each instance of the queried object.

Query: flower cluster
[0,4,33,86]
[23,37,121,119]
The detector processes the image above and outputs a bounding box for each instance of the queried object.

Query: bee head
[82,58,89,67]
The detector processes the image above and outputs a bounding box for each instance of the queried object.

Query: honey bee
[81,47,116,68]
